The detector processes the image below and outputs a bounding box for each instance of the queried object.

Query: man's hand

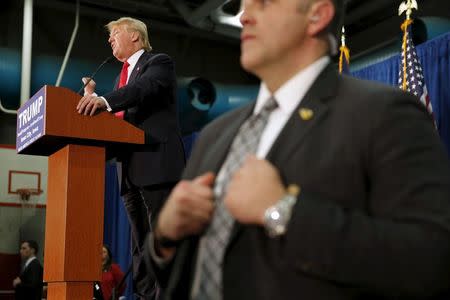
[224,155,285,225]
[12,277,21,287]
[76,95,106,116]
[156,172,216,242]
[82,77,96,95]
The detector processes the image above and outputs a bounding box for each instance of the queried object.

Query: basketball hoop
[16,188,43,201]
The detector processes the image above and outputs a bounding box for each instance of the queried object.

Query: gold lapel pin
[299,108,314,121]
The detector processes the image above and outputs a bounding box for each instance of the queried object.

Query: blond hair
[106,17,152,51]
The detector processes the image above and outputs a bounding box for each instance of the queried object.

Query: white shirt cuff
[99,96,112,112]
[83,92,112,112]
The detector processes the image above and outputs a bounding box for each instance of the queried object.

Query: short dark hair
[23,240,39,255]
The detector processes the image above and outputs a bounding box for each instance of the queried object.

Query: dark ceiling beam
[168,0,240,39]
[187,0,227,26]
[35,0,239,45]
[78,0,176,17]
[344,0,396,25]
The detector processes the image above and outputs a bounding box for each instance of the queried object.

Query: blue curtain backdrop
[352,32,450,156]
[103,31,450,299]
[103,162,133,299]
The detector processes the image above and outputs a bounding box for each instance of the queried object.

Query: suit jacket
[15,258,43,300]
[152,65,450,299]
[104,51,185,188]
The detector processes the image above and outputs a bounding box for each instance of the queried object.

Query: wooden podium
[16,86,144,299]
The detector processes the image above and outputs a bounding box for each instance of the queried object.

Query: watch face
[264,194,297,237]
[265,207,287,236]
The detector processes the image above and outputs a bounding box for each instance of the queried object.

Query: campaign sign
[16,87,46,153]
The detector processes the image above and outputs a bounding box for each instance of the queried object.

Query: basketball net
[17,189,42,217]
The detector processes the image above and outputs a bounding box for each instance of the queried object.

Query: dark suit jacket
[152,65,450,299]
[15,258,43,300]
[104,51,185,188]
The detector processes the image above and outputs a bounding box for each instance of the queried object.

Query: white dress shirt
[254,55,330,157]
[102,49,145,111]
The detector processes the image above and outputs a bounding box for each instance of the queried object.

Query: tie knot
[262,96,278,113]
[122,61,130,70]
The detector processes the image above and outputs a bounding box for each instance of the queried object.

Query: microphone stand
[77,56,114,95]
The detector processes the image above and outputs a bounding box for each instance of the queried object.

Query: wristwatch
[263,185,300,237]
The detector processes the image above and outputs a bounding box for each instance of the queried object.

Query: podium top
[16,85,145,156]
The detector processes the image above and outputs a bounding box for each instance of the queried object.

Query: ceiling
[48,0,450,58]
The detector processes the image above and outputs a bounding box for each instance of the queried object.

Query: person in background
[77,16,185,299]
[146,0,450,299]
[13,240,43,300]
[99,245,126,300]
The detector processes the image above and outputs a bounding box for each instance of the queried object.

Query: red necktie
[115,61,129,119]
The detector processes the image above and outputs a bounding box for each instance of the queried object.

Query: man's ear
[306,0,335,36]
[130,31,140,42]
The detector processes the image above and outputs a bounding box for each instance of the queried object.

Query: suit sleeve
[103,53,175,112]
[284,94,450,297]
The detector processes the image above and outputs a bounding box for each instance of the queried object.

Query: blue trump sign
[16,87,46,153]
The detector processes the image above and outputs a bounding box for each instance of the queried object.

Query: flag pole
[398,0,418,91]
[338,26,350,74]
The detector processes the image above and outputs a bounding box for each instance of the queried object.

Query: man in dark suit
[13,240,43,300]
[77,17,185,299]
[146,0,450,299]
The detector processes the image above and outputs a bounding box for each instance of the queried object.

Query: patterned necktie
[115,61,129,119]
[196,96,278,300]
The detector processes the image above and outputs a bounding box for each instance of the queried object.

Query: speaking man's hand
[76,95,106,116]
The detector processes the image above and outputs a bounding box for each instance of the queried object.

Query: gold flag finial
[398,0,418,20]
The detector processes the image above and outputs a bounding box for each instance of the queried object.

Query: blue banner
[16,87,46,153]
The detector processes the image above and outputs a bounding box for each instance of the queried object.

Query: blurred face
[102,247,109,264]
[108,24,136,62]
[20,242,34,260]
[240,0,312,76]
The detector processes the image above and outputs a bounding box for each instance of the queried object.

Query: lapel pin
[299,108,314,121]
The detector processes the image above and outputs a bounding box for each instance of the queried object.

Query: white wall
[0,146,47,255]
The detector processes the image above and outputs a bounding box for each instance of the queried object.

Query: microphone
[77,56,114,95]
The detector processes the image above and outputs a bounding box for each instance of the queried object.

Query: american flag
[398,19,435,120]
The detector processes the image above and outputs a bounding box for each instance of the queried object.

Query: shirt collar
[254,56,330,115]
[24,256,36,268]
[126,49,145,73]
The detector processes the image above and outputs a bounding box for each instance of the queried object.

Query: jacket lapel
[168,102,255,295]
[112,51,148,90]
[128,51,149,83]
[268,66,338,165]
[200,103,256,175]
[227,65,339,247]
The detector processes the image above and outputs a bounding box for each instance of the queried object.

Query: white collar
[254,56,330,115]
[24,256,36,268]
[126,49,145,72]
